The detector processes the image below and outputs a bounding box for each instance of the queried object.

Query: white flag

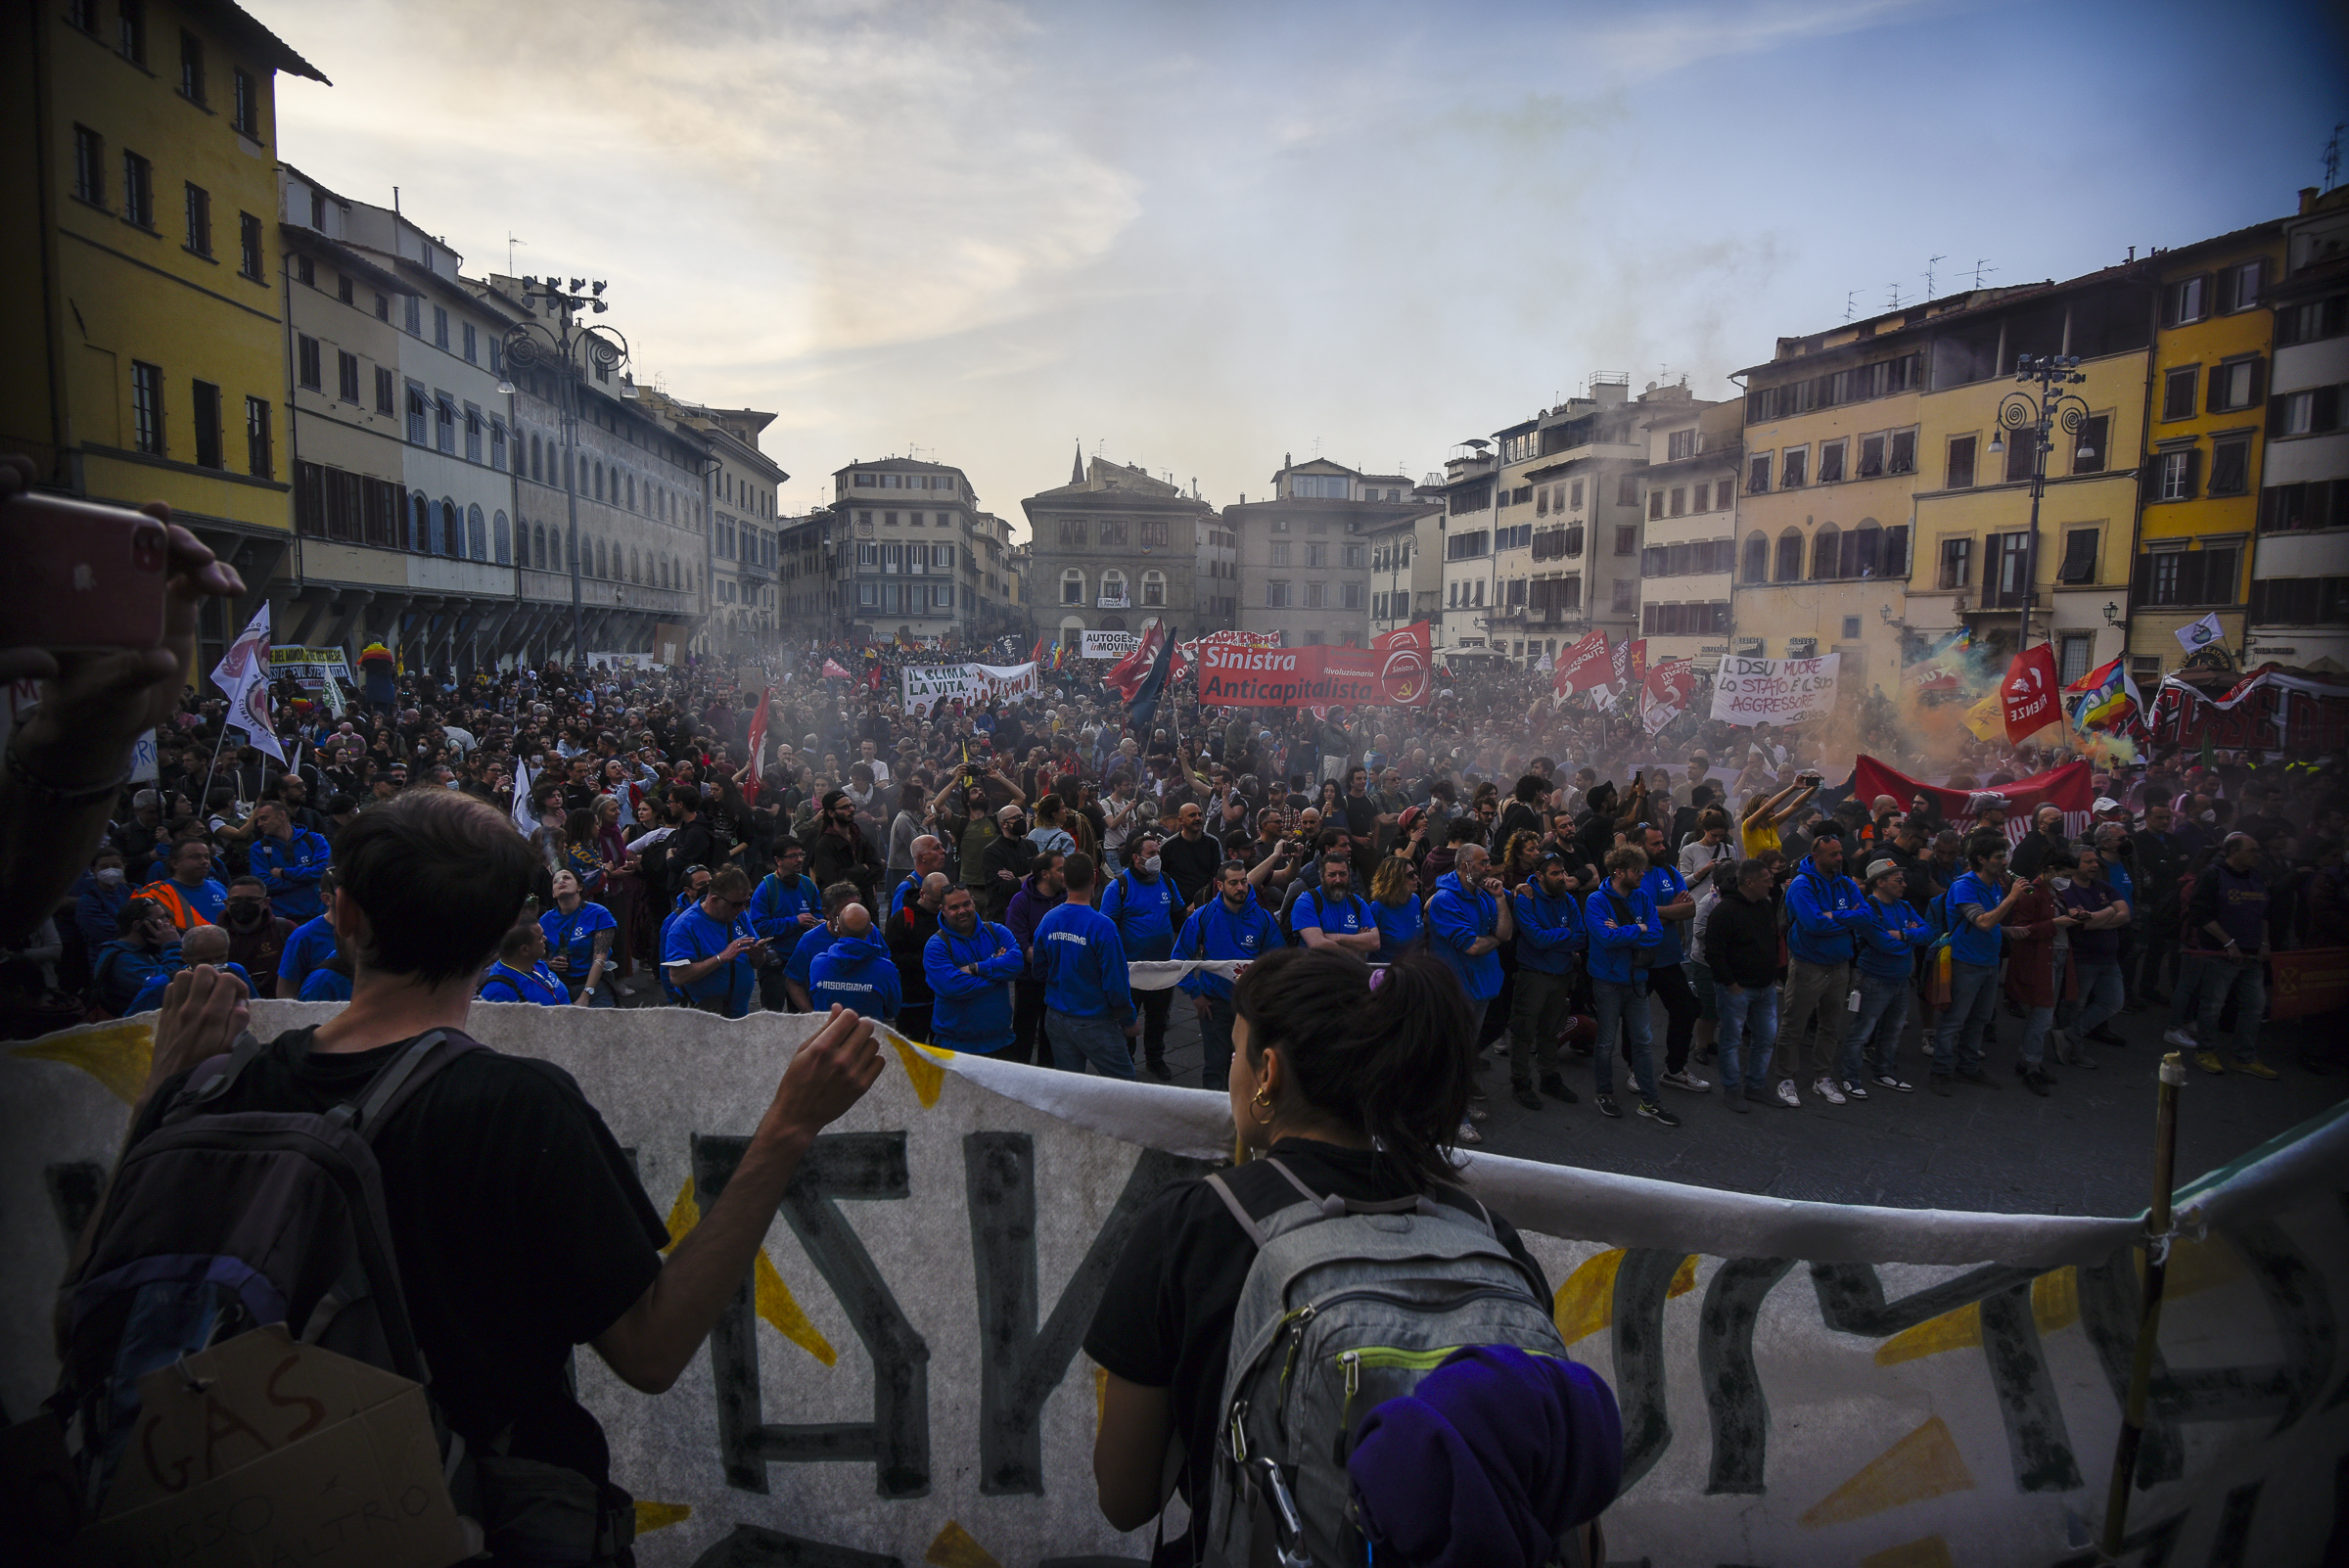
[2174,612,2225,654]
[226,674,286,764]
[511,757,537,834]
[209,602,271,703]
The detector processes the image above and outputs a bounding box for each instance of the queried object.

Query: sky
[251,0,2346,537]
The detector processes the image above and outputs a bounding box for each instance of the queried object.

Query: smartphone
[0,489,169,650]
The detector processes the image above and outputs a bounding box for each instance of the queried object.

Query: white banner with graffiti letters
[898,662,1040,715]
[3,1008,2342,1567]
[1710,652,1841,727]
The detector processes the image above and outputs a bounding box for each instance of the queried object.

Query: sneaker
[2234,1059,2280,1080]
[2163,1027,2200,1049]
[2020,1066,2051,1097]
[2193,1050,2227,1076]
[1144,1055,1173,1083]
[1637,1100,1681,1128]
[1455,1119,1483,1145]
[1954,1069,2001,1089]
[1840,1079,1870,1101]
[1466,1102,1491,1122]
[1660,1069,1711,1093]
[1511,1079,1543,1111]
[1774,1080,1802,1108]
[1812,1076,1848,1106]
[1873,1074,1914,1093]
[1724,1086,1749,1113]
[1596,1094,1622,1119]
[1539,1073,1580,1104]
[1930,1075,1954,1096]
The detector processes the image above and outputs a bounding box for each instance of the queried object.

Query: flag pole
[195,711,233,813]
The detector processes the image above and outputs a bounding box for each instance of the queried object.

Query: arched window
[1812,523,1841,580]
[1099,569,1128,606]
[1743,530,1770,584]
[533,523,546,569]
[592,463,603,501]
[1774,529,1804,582]
[1852,519,1883,579]
[493,510,510,564]
[467,503,486,561]
[626,475,635,511]
[530,434,542,483]
[596,538,608,578]
[408,491,429,552]
[629,547,640,583]
[1141,569,1166,607]
[1060,568,1084,606]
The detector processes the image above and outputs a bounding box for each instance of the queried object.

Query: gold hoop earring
[1248,1087,1275,1126]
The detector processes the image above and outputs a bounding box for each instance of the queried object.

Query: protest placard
[1708,653,1839,726]
[898,662,1039,715]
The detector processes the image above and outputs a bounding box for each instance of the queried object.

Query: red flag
[820,658,852,679]
[1552,628,1612,698]
[1639,658,1696,735]
[1370,621,1434,707]
[1103,624,1166,703]
[2001,643,2062,743]
[742,687,771,801]
[1853,755,2095,844]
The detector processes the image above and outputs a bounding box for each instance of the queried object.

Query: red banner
[1197,623,1434,709]
[1552,628,1612,699]
[2001,644,2062,743]
[743,687,771,799]
[2270,947,2349,1020]
[1851,755,2095,843]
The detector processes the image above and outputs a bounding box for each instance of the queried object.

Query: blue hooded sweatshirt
[1851,894,1933,979]
[924,918,1025,1051]
[1035,902,1133,1022]
[1174,893,1282,1001]
[807,934,901,1020]
[1098,869,1181,963]
[1511,885,1586,976]
[748,870,823,970]
[126,959,254,1015]
[1783,856,1863,966]
[1428,871,1502,1000]
[250,828,332,921]
[1583,881,1663,986]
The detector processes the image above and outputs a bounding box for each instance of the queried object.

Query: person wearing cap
[1844,858,1933,1094]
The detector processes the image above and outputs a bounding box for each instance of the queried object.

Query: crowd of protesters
[8,627,2345,1130]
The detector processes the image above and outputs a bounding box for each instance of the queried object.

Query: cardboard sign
[898,662,1039,715]
[1710,653,1839,726]
[75,1326,471,1568]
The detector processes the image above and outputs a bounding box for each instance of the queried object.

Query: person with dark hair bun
[1083,945,1549,1544]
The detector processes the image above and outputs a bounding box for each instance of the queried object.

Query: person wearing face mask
[1099,832,1183,1081]
[219,874,296,996]
[91,898,179,1017]
[981,803,1036,921]
[75,849,134,953]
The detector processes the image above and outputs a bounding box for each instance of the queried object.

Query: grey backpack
[1198,1157,1569,1568]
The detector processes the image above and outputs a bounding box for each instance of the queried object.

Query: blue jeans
[1715,982,1777,1093]
[1046,1008,1137,1080]
[1195,993,1236,1090]
[1843,971,1911,1082]
[2196,958,2267,1062]
[2018,950,2063,1068]
[1934,960,2000,1078]
[1591,978,1658,1102]
[2063,957,2125,1041]
[2171,952,2214,1031]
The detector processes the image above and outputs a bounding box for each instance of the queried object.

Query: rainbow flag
[2065,655,2144,734]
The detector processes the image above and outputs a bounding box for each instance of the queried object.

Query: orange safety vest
[134,880,213,932]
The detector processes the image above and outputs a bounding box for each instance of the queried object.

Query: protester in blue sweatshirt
[124,925,252,1015]
[1934,836,2025,1089]
[1506,853,1586,1109]
[1036,853,1138,1079]
[750,841,823,1010]
[247,802,332,921]
[76,850,133,952]
[1777,831,1866,1106]
[806,902,901,1021]
[91,899,179,1017]
[1174,858,1283,1090]
[782,882,862,1011]
[1844,858,1933,1092]
[925,886,1026,1053]
[1428,844,1514,1145]
[1585,846,1670,1124]
[276,872,341,996]
[477,922,570,1006]
[1099,833,1183,1080]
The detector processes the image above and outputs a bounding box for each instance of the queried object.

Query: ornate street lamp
[1986,354,2095,653]
[498,279,629,668]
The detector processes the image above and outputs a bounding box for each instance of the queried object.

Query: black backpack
[55,1028,633,1560]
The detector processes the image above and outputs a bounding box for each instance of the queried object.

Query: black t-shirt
[1160,831,1225,910]
[1082,1139,1548,1509]
[128,1028,667,1485]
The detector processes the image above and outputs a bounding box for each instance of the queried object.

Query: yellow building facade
[2127,221,2286,679]
[1906,270,2156,686]
[2,0,325,662]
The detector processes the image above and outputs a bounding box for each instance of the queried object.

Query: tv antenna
[1922,254,1946,299]
[2326,122,2345,193]
[1887,281,1904,310]
[1972,258,1998,290]
[508,233,526,274]
[1844,290,1858,323]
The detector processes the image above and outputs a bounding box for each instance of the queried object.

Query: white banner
[5,1010,2343,1568]
[1080,631,1140,661]
[1709,652,1840,727]
[898,661,1039,715]
[266,646,352,686]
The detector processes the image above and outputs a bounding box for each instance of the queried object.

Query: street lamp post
[1987,354,2096,655]
[498,278,629,669]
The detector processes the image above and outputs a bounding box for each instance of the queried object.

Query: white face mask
[1139,855,1161,875]
[96,867,125,887]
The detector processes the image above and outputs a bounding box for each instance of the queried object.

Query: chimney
[2304,186,2322,215]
